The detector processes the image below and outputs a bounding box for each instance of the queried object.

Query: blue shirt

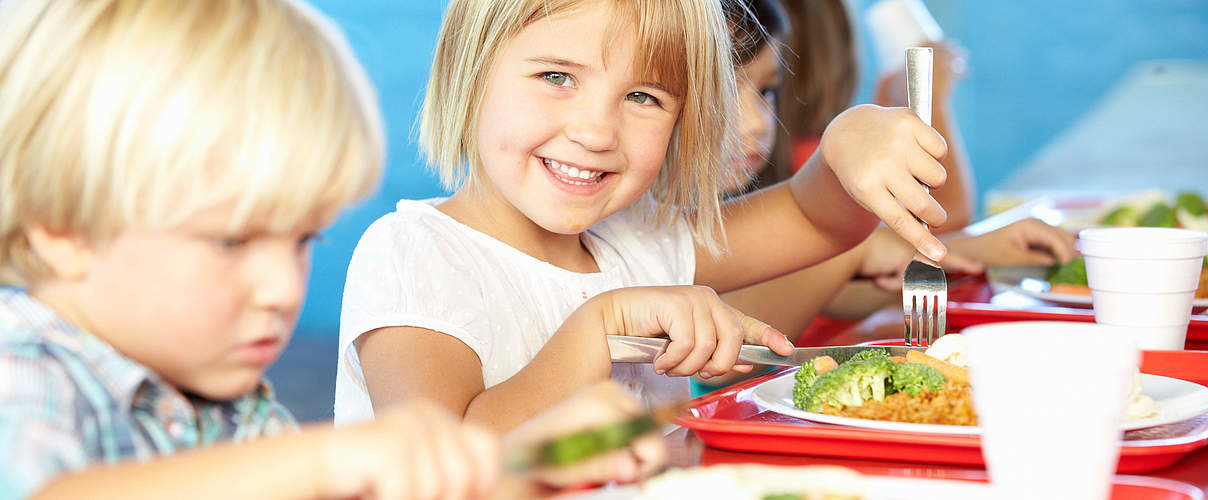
[0,287,296,499]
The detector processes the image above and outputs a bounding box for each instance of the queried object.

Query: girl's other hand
[318,400,500,500]
[820,104,949,262]
[946,218,1078,268]
[504,381,665,490]
[597,286,795,378]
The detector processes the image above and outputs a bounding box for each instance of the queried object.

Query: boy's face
[48,201,322,400]
[472,0,682,234]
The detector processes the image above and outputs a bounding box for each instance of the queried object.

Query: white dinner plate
[986,265,1208,312]
[750,370,1208,435]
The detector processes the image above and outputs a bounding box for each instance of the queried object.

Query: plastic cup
[865,0,944,74]
[964,321,1138,500]
[1079,227,1208,350]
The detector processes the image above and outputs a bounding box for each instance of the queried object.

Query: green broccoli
[1176,192,1206,217]
[889,362,946,396]
[794,357,893,412]
[1139,203,1177,227]
[848,349,890,363]
[1047,256,1087,286]
[1101,205,1140,226]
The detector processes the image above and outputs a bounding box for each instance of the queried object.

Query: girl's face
[725,42,782,194]
[473,0,682,234]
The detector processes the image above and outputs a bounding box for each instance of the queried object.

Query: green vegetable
[762,494,804,500]
[849,349,890,363]
[793,357,893,412]
[888,362,947,396]
[1047,257,1087,286]
[1138,203,1177,227]
[795,360,820,391]
[1101,205,1140,226]
[1176,192,1207,217]
[539,415,657,466]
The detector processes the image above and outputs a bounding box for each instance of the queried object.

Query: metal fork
[902,47,947,347]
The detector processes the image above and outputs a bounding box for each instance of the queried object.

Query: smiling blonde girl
[338,0,952,430]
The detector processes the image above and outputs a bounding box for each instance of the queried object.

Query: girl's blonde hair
[0,0,384,286]
[419,0,740,255]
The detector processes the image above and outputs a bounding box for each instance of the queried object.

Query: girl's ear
[24,225,93,281]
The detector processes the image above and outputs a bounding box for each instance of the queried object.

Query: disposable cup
[865,0,943,74]
[965,321,1138,500]
[1079,227,1208,350]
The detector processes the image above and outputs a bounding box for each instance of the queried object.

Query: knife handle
[606,335,795,366]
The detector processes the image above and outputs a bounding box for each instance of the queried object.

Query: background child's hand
[318,400,500,500]
[945,218,1077,267]
[596,286,795,378]
[503,381,665,491]
[819,104,950,262]
[855,228,984,292]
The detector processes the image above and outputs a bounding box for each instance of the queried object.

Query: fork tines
[902,260,947,347]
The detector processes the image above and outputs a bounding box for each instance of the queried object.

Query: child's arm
[356,285,792,433]
[28,401,498,500]
[698,104,950,293]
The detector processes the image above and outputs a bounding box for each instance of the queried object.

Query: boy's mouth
[542,157,606,186]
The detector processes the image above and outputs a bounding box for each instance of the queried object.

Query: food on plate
[1099,190,1208,230]
[789,334,1158,425]
[792,347,977,426]
[1047,256,1208,299]
[637,464,861,500]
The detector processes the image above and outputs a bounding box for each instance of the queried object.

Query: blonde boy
[0,0,514,498]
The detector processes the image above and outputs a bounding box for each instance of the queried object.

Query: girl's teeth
[568,166,580,177]
[544,158,603,185]
[577,170,591,179]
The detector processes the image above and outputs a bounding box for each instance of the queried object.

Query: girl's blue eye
[761,87,778,101]
[626,92,660,106]
[541,72,572,87]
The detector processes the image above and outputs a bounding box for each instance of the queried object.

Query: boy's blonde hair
[0,0,384,286]
[419,0,740,254]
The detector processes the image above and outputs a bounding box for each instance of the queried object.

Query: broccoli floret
[794,357,893,412]
[1176,192,1206,217]
[889,362,946,396]
[848,349,890,363]
[1047,256,1087,286]
[1139,203,1177,227]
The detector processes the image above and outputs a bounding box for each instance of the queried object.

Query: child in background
[716,0,1075,349]
[0,1,658,498]
[338,0,955,431]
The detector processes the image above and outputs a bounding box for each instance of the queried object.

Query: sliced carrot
[906,350,969,385]
[1050,283,1093,296]
[812,356,838,374]
[889,356,907,363]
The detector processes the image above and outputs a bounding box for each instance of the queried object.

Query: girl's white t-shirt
[334,198,695,425]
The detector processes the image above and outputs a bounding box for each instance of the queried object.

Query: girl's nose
[739,86,771,142]
[565,102,619,152]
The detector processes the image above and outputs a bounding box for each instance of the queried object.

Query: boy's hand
[595,286,795,378]
[820,104,949,262]
[946,218,1077,267]
[504,381,665,490]
[318,401,500,500]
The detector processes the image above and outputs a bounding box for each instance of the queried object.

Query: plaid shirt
[0,287,297,500]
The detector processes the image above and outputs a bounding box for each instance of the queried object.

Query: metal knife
[607,335,924,367]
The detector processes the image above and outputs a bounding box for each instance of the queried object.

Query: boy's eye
[297,232,323,249]
[215,236,250,250]
[626,92,660,106]
[541,72,573,87]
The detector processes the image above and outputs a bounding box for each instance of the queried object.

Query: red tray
[947,301,1208,348]
[678,364,1208,473]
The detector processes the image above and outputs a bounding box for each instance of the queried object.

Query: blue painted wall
[295,0,1208,339]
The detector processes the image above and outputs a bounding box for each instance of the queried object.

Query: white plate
[750,370,1208,435]
[986,265,1208,312]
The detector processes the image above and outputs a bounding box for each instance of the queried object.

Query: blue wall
[296,0,1208,339]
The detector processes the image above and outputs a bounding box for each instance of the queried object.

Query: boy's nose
[248,244,307,312]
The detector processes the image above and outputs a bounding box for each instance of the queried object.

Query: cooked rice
[819,383,978,426]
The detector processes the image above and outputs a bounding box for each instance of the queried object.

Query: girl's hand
[820,104,949,262]
[946,218,1078,267]
[505,381,665,490]
[318,401,500,500]
[596,286,795,378]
